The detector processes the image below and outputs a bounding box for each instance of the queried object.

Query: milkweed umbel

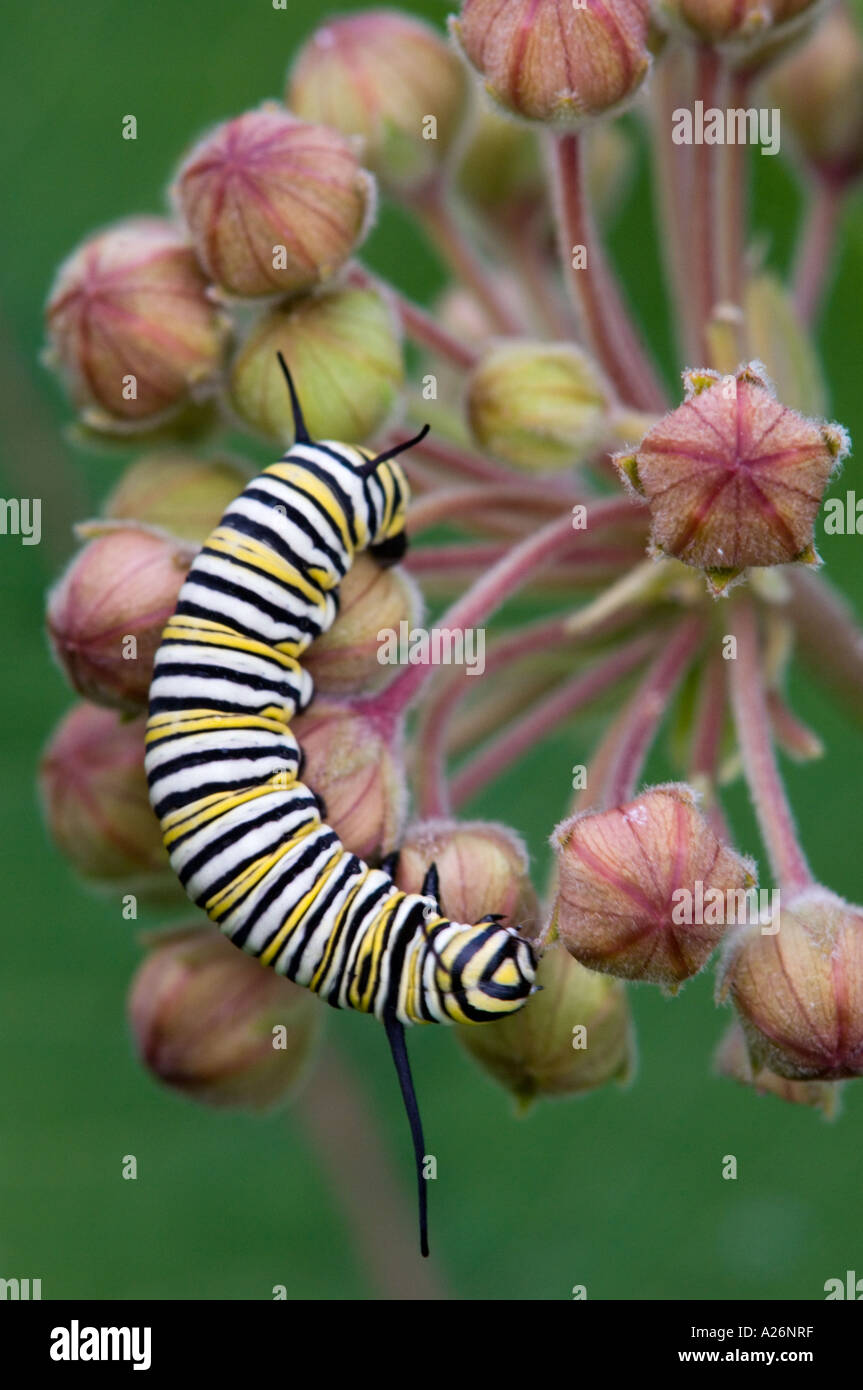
[145,355,538,1255]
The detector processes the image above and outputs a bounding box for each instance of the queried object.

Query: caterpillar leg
[383,1012,430,1259]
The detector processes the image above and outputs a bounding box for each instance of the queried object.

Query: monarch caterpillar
[145,355,538,1255]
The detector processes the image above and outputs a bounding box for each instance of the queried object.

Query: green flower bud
[230,286,403,445]
[467,341,610,472]
[102,453,249,544]
[456,942,635,1107]
[173,106,375,298]
[45,218,227,426]
[46,525,191,711]
[39,703,179,895]
[128,926,322,1111]
[287,11,472,193]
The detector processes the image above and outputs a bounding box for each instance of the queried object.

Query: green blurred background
[3,0,863,1301]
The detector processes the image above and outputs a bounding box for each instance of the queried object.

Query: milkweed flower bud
[291,697,407,862]
[453,0,651,125]
[766,4,863,187]
[304,554,422,696]
[456,942,634,1106]
[394,819,540,935]
[287,11,471,194]
[128,926,322,1111]
[45,218,227,425]
[173,107,374,298]
[552,784,754,988]
[714,1019,840,1117]
[47,526,191,711]
[718,886,863,1080]
[467,342,610,473]
[614,362,849,594]
[102,453,249,544]
[39,703,176,891]
[230,286,403,445]
[656,0,816,47]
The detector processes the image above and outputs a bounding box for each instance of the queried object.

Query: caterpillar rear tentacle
[145,358,538,1256]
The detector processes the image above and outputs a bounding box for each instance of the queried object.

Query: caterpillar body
[145,356,538,1254]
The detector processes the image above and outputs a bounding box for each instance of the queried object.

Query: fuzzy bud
[45,218,226,425]
[468,342,610,473]
[39,703,176,892]
[287,11,471,194]
[173,107,374,298]
[128,926,322,1111]
[230,286,403,445]
[47,526,191,711]
[291,698,407,862]
[304,554,422,696]
[656,0,816,47]
[453,0,650,125]
[553,784,754,988]
[714,1019,840,1117]
[102,453,247,545]
[615,362,849,593]
[456,941,634,1106]
[718,886,863,1080]
[766,5,863,187]
[394,818,540,935]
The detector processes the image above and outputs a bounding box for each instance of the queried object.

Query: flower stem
[688,650,732,841]
[347,263,480,370]
[451,634,656,808]
[407,483,572,536]
[692,45,722,362]
[793,177,844,325]
[727,595,814,896]
[296,1041,448,1299]
[548,130,667,413]
[649,43,699,363]
[719,67,750,307]
[787,568,863,721]
[411,179,525,336]
[602,614,705,807]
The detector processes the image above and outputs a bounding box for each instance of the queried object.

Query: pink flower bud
[128,926,322,1111]
[102,453,248,544]
[615,363,849,593]
[229,285,403,445]
[45,218,227,425]
[767,4,863,187]
[287,11,471,193]
[39,703,176,892]
[718,886,863,1080]
[553,784,754,988]
[304,554,422,697]
[453,0,651,124]
[291,698,407,862]
[714,1019,840,1117]
[656,0,817,47]
[394,818,540,935]
[456,941,634,1106]
[47,526,191,711]
[173,107,374,298]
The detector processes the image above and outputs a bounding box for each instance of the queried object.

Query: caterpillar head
[275,351,426,565]
[445,922,539,1024]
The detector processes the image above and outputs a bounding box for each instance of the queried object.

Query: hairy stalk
[601,614,705,807]
[649,43,699,362]
[406,433,530,486]
[451,634,656,809]
[719,67,750,306]
[693,46,722,362]
[407,483,571,536]
[688,651,732,841]
[548,130,667,412]
[347,264,480,370]
[296,1042,447,1300]
[793,178,844,324]
[411,179,525,336]
[499,203,576,339]
[727,596,814,896]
